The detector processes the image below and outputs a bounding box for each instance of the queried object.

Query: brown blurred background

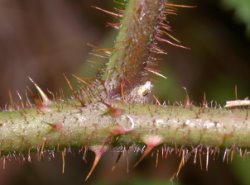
[0,0,112,106]
[0,0,250,185]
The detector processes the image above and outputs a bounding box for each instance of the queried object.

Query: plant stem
[102,0,163,97]
[0,101,250,153]
[1,0,249,156]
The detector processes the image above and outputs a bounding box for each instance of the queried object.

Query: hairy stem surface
[102,0,163,97]
[0,101,250,153]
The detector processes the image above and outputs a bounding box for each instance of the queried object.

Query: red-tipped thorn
[110,125,129,136]
[108,107,124,118]
[110,115,135,137]
[47,122,63,132]
[134,135,163,167]
[102,102,124,118]
[85,145,109,181]
[28,77,51,111]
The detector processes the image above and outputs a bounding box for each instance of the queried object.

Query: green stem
[1,0,249,157]
[0,101,250,153]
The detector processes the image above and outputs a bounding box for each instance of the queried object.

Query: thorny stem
[0,101,250,153]
[0,0,249,159]
[102,0,163,97]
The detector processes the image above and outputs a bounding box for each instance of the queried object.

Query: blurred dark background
[0,0,250,185]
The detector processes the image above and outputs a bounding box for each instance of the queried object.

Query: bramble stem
[1,0,250,156]
[0,101,250,153]
[102,0,163,97]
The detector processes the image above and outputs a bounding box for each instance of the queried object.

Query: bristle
[145,67,167,79]
[155,149,159,168]
[120,81,125,100]
[27,149,32,162]
[150,45,168,55]
[223,148,229,163]
[25,88,33,108]
[89,52,109,59]
[155,36,189,49]
[199,148,203,170]
[72,74,91,86]
[231,145,236,162]
[158,22,171,32]
[2,157,6,169]
[82,145,88,163]
[8,90,14,109]
[111,151,123,171]
[193,147,198,164]
[183,87,192,107]
[172,149,186,178]
[91,6,123,18]
[106,22,121,29]
[63,73,74,92]
[87,43,113,54]
[16,91,23,102]
[46,89,56,102]
[16,91,25,109]
[206,147,209,171]
[165,9,178,16]
[63,73,86,105]
[158,29,181,43]
[153,95,161,105]
[113,7,125,15]
[165,3,197,9]
[203,92,208,108]
[61,148,66,174]
[114,0,126,6]
[38,138,47,161]
[235,84,238,100]
[87,60,104,65]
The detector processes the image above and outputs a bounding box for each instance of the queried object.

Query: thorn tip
[28,77,51,107]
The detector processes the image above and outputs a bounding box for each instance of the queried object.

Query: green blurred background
[0,0,250,185]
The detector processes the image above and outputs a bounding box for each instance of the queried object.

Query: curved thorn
[134,135,163,167]
[28,77,51,106]
[85,145,108,181]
